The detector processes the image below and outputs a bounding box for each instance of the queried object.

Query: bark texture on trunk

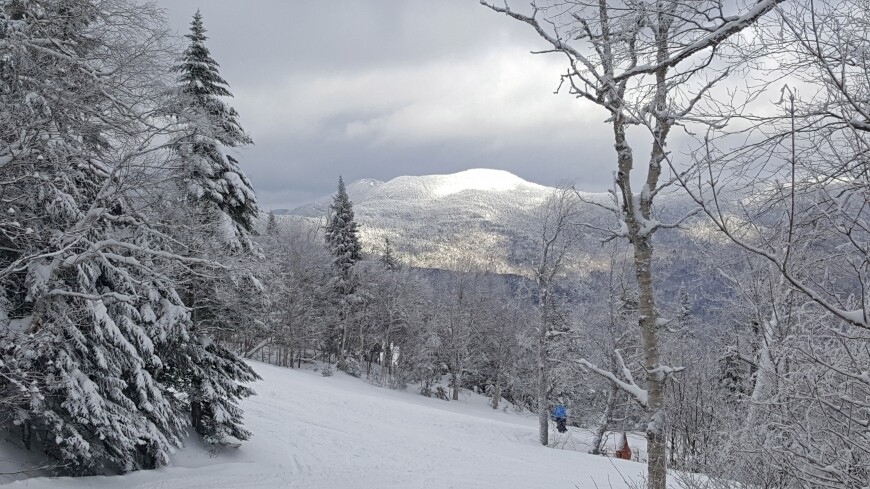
[538,308,549,446]
[491,374,501,410]
[590,387,618,455]
[635,218,667,489]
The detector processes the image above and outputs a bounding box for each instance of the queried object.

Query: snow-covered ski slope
[5,362,657,489]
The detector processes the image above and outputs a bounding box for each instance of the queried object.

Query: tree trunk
[191,401,203,433]
[491,371,501,410]
[747,310,778,426]
[635,239,667,489]
[21,419,31,451]
[538,323,549,446]
[590,387,618,455]
[538,384,549,446]
[450,367,459,401]
[538,288,550,446]
[339,302,349,358]
[357,321,365,365]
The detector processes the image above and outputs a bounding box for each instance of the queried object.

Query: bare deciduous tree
[534,186,583,445]
[481,1,782,486]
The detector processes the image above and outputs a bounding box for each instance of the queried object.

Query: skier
[551,404,568,433]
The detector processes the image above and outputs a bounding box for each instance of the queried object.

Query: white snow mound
[431,168,545,197]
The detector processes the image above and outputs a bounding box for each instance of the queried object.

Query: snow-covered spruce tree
[380,237,398,271]
[266,210,278,236]
[0,0,201,473]
[325,176,362,281]
[324,176,362,359]
[163,10,261,446]
[169,10,257,251]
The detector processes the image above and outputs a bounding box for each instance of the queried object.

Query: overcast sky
[157,0,617,210]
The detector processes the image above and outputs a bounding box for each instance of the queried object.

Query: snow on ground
[431,168,547,197]
[3,362,662,488]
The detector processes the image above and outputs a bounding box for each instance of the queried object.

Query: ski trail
[5,362,658,488]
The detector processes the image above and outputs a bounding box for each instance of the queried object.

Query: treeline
[238,183,733,469]
[242,189,551,408]
[475,0,870,487]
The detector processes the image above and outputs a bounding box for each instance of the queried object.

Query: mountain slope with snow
[4,362,664,489]
[283,169,614,274]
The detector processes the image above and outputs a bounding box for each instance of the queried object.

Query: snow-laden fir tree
[324,176,362,357]
[380,237,398,271]
[169,10,258,251]
[266,210,278,236]
[164,10,261,447]
[325,176,362,282]
[0,0,196,473]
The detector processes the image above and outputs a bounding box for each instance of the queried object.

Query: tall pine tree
[0,3,261,474]
[170,10,258,250]
[324,177,362,358]
[325,176,362,287]
[380,238,399,271]
[166,10,261,447]
[266,210,278,236]
[0,0,196,473]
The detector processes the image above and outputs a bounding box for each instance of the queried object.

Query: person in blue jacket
[551,404,568,433]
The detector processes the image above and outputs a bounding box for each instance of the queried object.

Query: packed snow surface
[4,362,657,488]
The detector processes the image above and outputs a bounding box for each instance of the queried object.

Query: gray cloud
[158,0,615,209]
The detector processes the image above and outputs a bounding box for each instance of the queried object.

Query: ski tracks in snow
[5,362,655,488]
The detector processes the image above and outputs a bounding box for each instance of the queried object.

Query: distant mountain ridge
[276,169,618,275]
[272,169,736,321]
[284,178,385,218]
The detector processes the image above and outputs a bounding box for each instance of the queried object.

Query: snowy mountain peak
[350,178,384,188]
[431,169,542,197]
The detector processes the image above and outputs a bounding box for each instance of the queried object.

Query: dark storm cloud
[158,0,613,209]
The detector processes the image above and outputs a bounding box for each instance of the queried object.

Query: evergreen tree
[380,237,399,271]
[266,210,278,236]
[324,177,362,358]
[170,10,258,251]
[166,11,262,446]
[0,0,192,473]
[325,176,362,287]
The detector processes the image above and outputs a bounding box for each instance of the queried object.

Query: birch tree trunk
[491,371,502,410]
[590,386,618,455]
[539,305,550,446]
[480,2,782,487]
[636,239,666,486]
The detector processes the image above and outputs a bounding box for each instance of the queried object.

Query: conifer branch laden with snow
[164,10,263,448]
[0,1,261,474]
[167,10,259,252]
[324,176,363,361]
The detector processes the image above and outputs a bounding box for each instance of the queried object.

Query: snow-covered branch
[578,350,649,408]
